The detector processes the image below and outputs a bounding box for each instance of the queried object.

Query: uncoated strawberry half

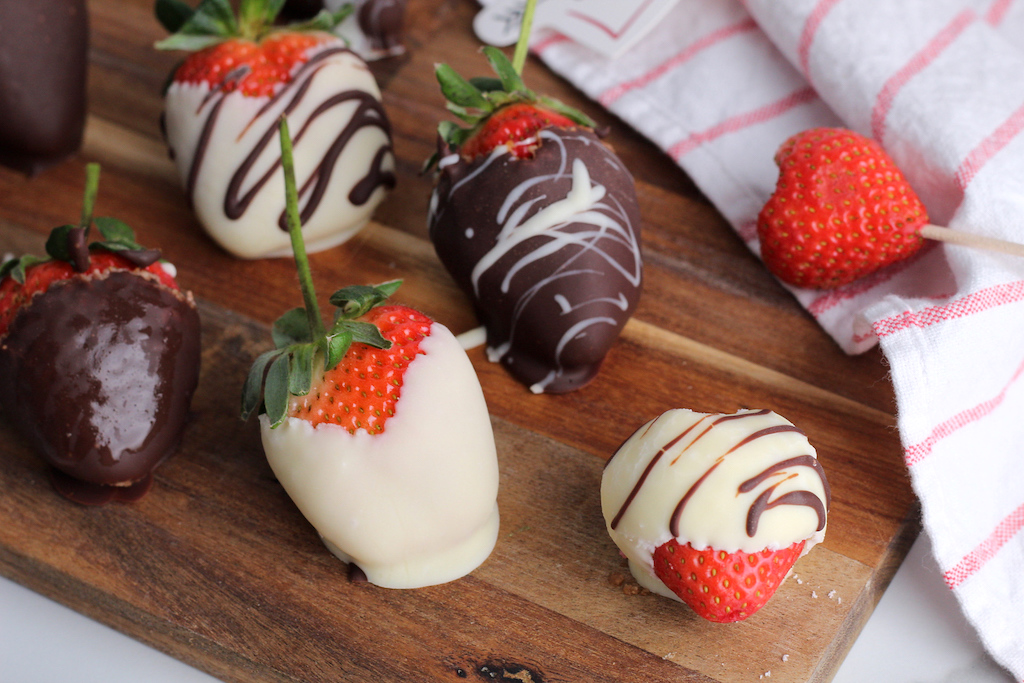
[757,127,928,289]
[653,539,806,623]
[287,304,431,434]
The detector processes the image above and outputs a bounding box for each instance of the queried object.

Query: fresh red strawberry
[653,539,806,623]
[155,0,395,260]
[169,32,327,98]
[0,163,201,504]
[287,304,431,433]
[458,102,578,161]
[757,127,928,289]
[425,7,643,395]
[425,34,595,170]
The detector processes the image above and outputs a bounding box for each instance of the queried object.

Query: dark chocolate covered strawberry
[427,31,643,394]
[0,164,201,504]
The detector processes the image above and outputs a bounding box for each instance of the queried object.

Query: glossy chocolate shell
[0,0,88,175]
[429,127,643,393]
[0,271,201,495]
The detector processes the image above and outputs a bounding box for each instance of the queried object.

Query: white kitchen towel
[532,0,1024,677]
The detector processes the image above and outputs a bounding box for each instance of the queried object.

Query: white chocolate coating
[164,40,394,259]
[602,409,829,598]
[260,321,500,589]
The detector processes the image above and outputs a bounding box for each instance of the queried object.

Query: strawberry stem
[277,116,326,342]
[511,0,537,76]
[79,163,101,235]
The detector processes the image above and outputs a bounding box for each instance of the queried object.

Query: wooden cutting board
[0,1,919,681]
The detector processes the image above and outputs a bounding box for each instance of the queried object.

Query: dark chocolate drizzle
[608,410,830,540]
[739,454,831,499]
[0,271,201,500]
[740,455,831,536]
[116,248,163,268]
[609,417,705,530]
[668,460,722,537]
[746,487,827,537]
[68,227,90,272]
[180,46,393,229]
[273,88,396,229]
[185,96,225,203]
[429,128,643,393]
[65,227,162,271]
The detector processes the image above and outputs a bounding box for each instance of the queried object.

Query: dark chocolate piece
[358,0,407,53]
[0,0,88,175]
[429,127,643,393]
[0,271,201,499]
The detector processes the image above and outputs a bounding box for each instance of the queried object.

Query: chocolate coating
[429,128,643,393]
[0,271,201,495]
[0,0,88,175]
[358,0,407,52]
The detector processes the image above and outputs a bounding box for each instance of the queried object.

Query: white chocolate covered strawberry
[156,0,395,259]
[258,302,500,588]
[602,408,830,622]
[242,120,499,588]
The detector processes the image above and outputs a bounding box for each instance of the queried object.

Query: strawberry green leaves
[436,63,492,114]
[0,255,47,286]
[241,281,402,426]
[240,118,397,427]
[483,46,526,94]
[155,0,238,51]
[0,163,162,283]
[155,0,197,34]
[238,0,287,35]
[154,0,352,52]
[426,40,594,171]
[284,5,354,34]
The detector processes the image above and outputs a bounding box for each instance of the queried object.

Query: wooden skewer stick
[920,224,1024,259]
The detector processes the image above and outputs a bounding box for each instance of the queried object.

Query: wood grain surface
[0,1,919,681]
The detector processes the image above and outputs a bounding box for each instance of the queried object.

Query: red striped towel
[535,0,1024,676]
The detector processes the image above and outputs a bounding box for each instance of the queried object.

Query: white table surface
[0,530,1013,683]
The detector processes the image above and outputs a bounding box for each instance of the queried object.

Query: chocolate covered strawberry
[0,164,201,505]
[757,127,928,289]
[155,0,395,259]
[243,120,499,588]
[427,12,643,394]
[602,409,830,622]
